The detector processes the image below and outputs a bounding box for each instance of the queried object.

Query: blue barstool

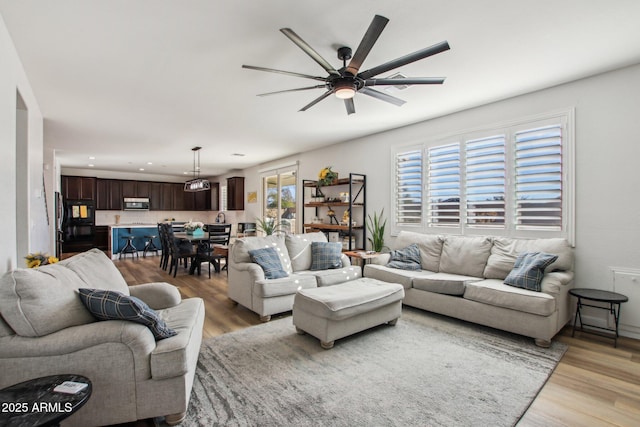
[143,234,160,258]
[119,235,138,259]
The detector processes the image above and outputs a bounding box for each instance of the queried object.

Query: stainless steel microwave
[123,197,150,210]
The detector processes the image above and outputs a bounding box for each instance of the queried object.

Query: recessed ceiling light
[88,156,95,160]
[88,164,94,167]
[147,162,153,165]
[139,168,145,171]
[232,153,246,157]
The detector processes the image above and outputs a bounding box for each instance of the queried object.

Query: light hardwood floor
[112,255,640,426]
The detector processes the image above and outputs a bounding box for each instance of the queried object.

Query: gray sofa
[228,232,362,321]
[0,249,205,426]
[365,231,574,346]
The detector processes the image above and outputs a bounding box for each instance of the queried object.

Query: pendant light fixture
[184,146,211,192]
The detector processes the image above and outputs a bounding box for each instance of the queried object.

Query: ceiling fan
[242,14,450,115]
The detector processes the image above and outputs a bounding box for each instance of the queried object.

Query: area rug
[180,307,566,426]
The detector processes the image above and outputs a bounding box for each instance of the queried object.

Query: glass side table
[569,288,629,347]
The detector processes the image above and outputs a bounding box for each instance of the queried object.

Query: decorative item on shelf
[315,166,338,197]
[342,235,356,250]
[24,253,59,268]
[183,220,205,235]
[341,209,350,225]
[366,209,387,252]
[327,208,339,225]
[340,192,350,203]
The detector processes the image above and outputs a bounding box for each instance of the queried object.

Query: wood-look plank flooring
[110,255,640,427]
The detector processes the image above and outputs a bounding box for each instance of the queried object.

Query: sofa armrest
[129,282,182,310]
[230,262,266,281]
[0,320,156,360]
[340,254,352,268]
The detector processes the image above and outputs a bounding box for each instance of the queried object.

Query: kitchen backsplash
[95,210,246,227]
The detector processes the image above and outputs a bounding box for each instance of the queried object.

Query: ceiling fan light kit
[242,14,449,115]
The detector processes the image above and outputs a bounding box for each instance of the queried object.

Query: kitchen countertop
[106,224,159,228]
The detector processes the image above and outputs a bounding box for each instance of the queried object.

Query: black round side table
[0,374,92,427]
[569,288,629,347]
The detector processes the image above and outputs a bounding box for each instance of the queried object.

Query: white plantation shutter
[514,124,563,229]
[427,143,460,226]
[465,135,506,227]
[395,149,423,225]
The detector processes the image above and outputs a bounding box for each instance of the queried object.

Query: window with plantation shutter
[465,135,506,227]
[514,124,563,230]
[394,149,423,225]
[392,110,572,242]
[427,143,460,226]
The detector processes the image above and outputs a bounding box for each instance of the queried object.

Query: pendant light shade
[184,147,210,192]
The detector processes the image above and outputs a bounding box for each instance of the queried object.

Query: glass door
[262,166,297,234]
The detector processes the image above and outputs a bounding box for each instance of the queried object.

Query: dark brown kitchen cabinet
[172,183,185,210]
[150,182,163,210]
[210,182,220,211]
[122,180,150,198]
[227,176,244,211]
[96,179,122,210]
[94,226,109,250]
[194,188,212,211]
[160,183,174,210]
[62,176,96,201]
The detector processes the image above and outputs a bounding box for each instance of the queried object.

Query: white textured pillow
[285,232,327,272]
[439,236,493,277]
[232,234,293,274]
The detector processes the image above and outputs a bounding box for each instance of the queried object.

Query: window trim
[391,108,575,245]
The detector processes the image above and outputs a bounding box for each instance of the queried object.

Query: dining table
[173,232,221,275]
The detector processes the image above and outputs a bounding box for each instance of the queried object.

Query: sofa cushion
[310,242,343,270]
[299,266,362,287]
[253,274,318,298]
[504,252,558,292]
[59,248,130,294]
[463,279,556,316]
[387,244,421,270]
[0,263,96,337]
[364,264,435,289]
[412,273,481,296]
[484,237,573,279]
[286,232,327,272]
[394,231,443,272]
[249,247,288,279]
[78,288,177,341]
[232,234,293,274]
[439,236,493,277]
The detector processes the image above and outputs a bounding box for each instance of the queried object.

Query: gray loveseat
[0,249,204,426]
[228,232,362,321]
[365,231,574,346]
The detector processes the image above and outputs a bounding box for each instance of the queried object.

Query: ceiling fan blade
[257,85,326,97]
[359,41,450,80]
[280,28,340,76]
[299,90,333,112]
[365,77,446,86]
[345,15,389,76]
[242,65,327,82]
[360,87,406,107]
[344,98,356,115]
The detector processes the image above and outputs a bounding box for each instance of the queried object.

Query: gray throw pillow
[310,242,343,270]
[387,243,422,270]
[249,247,288,279]
[504,252,558,292]
[78,288,177,340]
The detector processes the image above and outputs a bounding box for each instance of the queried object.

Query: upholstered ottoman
[293,278,405,349]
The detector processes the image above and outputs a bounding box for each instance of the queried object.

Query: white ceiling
[2,0,640,178]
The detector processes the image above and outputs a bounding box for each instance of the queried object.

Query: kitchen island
[108,224,165,259]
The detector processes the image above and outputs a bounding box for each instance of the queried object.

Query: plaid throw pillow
[387,243,422,270]
[249,247,288,279]
[310,242,343,271]
[78,288,177,340]
[503,252,558,292]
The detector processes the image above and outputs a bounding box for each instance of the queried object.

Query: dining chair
[197,224,232,277]
[166,225,198,277]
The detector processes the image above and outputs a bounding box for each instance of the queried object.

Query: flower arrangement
[318,166,338,187]
[24,253,59,268]
[183,220,204,232]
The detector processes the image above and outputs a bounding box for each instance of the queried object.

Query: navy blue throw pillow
[249,247,288,279]
[387,243,421,270]
[310,241,343,270]
[78,288,177,340]
[504,252,558,292]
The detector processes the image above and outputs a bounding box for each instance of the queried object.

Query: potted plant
[315,166,338,198]
[366,209,387,252]
[256,217,282,235]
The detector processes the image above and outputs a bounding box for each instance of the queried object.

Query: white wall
[0,15,47,274]
[242,63,640,338]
